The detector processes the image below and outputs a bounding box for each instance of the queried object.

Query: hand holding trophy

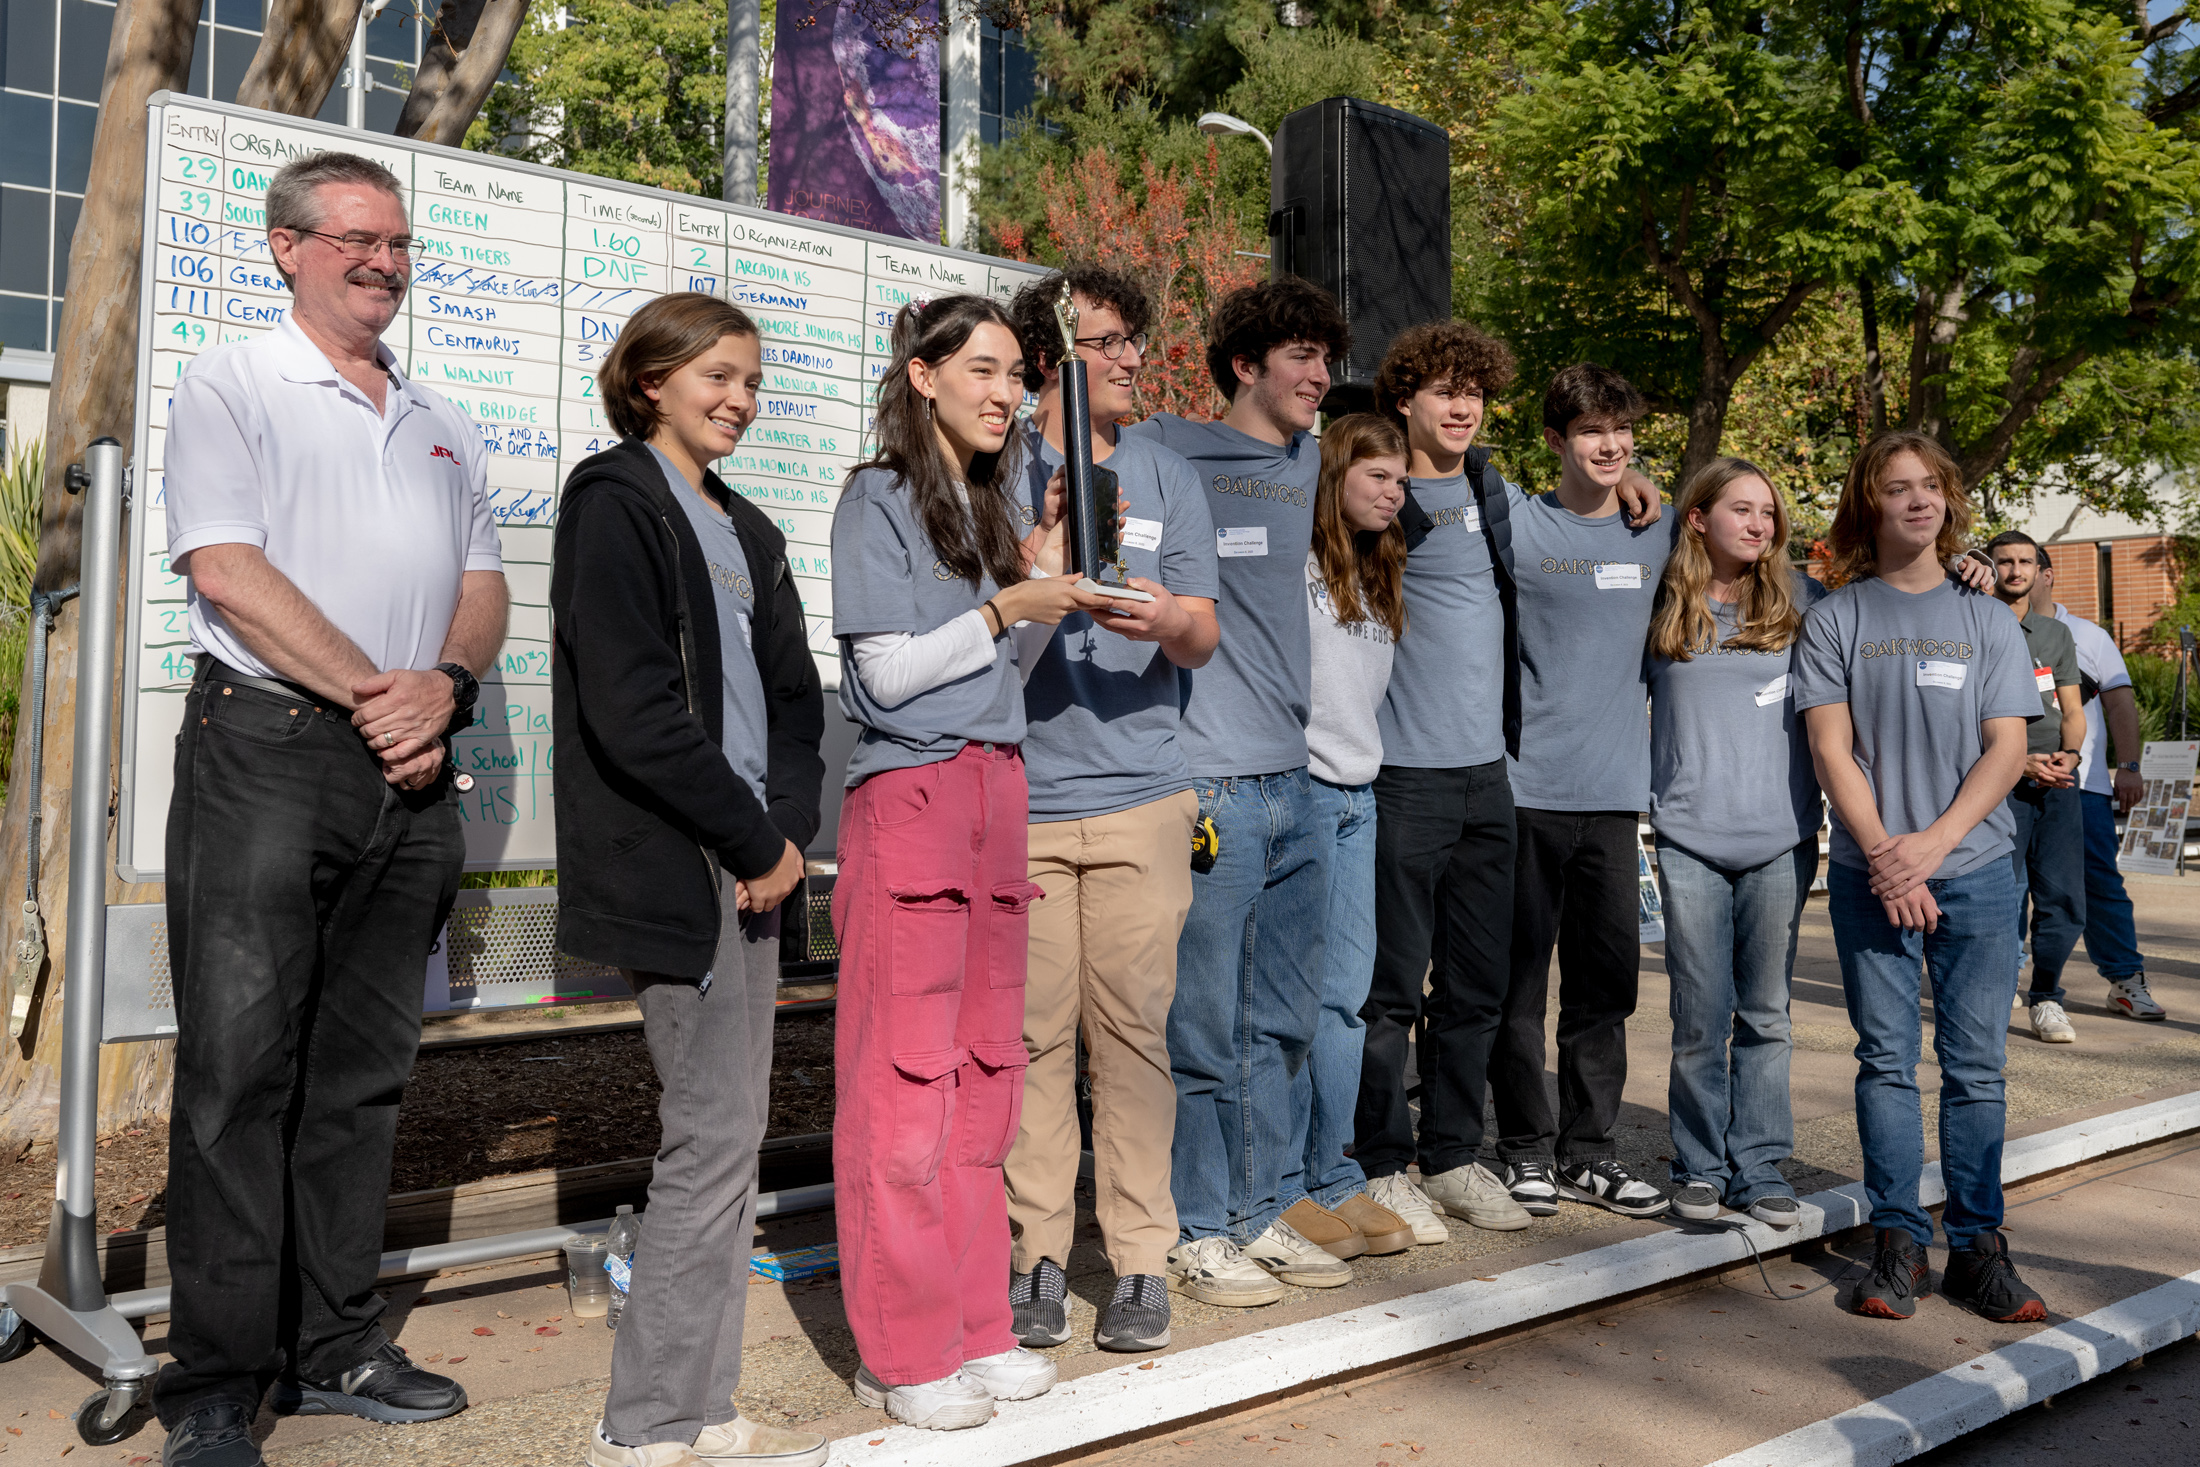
[1054,282,1155,604]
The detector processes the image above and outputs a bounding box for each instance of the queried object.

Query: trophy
[1054,284,1154,603]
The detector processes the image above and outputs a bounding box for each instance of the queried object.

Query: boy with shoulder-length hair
[1794,430,2042,1324]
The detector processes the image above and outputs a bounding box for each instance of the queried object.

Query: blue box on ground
[751,1242,839,1282]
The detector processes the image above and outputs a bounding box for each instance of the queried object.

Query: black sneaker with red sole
[1943,1228,2048,1323]
[1854,1227,1932,1319]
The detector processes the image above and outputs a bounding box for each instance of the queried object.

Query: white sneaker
[1367,1172,1451,1245]
[1166,1236,1287,1307]
[1244,1217,1354,1287]
[2108,976,2167,1021]
[1423,1162,1533,1231]
[961,1346,1057,1401]
[589,1424,705,1466]
[2030,1000,2077,1043]
[852,1366,995,1431]
[692,1414,829,1465]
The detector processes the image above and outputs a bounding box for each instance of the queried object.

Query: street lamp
[1197,112,1273,156]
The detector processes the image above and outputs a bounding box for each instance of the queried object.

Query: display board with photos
[2119,740,2198,876]
[121,94,1045,881]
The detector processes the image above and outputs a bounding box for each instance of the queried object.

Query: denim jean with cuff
[1828,860,2021,1250]
[1169,768,1331,1245]
[2009,782,2087,1007]
[2078,790,2145,983]
[1289,778,1377,1212]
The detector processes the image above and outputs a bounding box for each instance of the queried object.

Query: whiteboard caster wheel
[0,1312,31,1363]
[76,1382,144,1446]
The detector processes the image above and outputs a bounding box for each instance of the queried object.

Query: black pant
[1354,760,1515,1178]
[155,671,464,1425]
[2009,782,2088,1004]
[1493,808,1640,1165]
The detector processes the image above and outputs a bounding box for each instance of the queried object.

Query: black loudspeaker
[1268,97,1453,412]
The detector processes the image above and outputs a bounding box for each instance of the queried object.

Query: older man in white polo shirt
[153,152,507,1467]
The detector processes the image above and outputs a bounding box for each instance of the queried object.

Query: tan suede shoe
[693,1413,829,1465]
[1279,1197,1367,1260]
[1330,1190,1417,1255]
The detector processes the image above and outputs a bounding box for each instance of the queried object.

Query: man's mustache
[347,268,404,290]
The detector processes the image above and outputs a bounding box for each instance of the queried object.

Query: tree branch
[235,0,365,118]
[397,0,533,147]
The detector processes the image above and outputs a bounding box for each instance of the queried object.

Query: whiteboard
[120,93,1044,882]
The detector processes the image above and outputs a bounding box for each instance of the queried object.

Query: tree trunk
[234,0,364,119]
[396,0,531,147]
[0,0,201,1145]
[1678,367,1735,493]
[1859,278,1888,435]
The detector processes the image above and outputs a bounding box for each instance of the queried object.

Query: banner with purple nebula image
[766,1,941,242]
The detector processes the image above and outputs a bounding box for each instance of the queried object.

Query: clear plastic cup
[564,1237,612,1317]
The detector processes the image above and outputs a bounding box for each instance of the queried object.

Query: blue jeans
[1290,778,1376,1211]
[2009,783,2087,1005]
[1169,769,1331,1244]
[1828,861,2020,1249]
[2079,791,2145,982]
[1655,838,1815,1209]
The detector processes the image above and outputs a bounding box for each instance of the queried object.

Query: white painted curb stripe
[1704,1269,2200,1467]
[824,1091,2200,1466]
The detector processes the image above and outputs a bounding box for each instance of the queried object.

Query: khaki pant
[1006,790,1198,1279]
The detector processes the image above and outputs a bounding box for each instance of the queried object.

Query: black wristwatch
[435,661,480,712]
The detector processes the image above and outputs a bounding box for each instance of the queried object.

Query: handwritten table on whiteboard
[119,93,1044,881]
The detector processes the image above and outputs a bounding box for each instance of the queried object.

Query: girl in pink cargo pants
[828,294,1111,1432]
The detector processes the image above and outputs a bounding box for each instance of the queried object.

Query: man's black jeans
[1354,759,1515,1179]
[1493,808,1640,1165]
[154,669,464,1426]
[2010,781,2088,1007]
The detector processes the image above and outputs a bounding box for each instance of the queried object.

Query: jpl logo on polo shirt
[430,445,462,465]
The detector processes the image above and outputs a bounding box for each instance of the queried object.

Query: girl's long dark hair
[1313,414,1409,639]
[856,295,1029,587]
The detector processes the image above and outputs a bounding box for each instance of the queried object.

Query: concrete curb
[1703,1269,2200,1467]
[821,1091,2200,1466]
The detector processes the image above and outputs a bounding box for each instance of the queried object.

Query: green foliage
[2127,650,2200,742]
[0,441,41,807]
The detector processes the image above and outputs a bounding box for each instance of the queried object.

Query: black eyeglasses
[1074,331,1149,361]
[294,228,416,262]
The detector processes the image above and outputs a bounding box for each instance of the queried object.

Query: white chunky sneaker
[961,1346,1057,1401]
[1367,1172,1451,1245]
[1166,1236,1286,1307]
[2107,976,2167,1021]
[2029,1000,2077,1043]
[692,1413,830,1466]
[1244,1217,1354,1287]
[852,1366,995,1431]
[1423,1161,1532,1231]
[589,1424,705,1467]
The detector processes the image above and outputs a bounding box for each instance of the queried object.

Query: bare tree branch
[397,0,532,147]
[235,0,366,118]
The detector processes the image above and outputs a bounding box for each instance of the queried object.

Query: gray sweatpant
[604,878,780,1446]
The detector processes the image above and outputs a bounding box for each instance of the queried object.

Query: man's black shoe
[1943,1229,2048,1323]
[269,1342,467,1424]
[1094,1273,1172,1352]
[1010,1257,1072,1348]
[162,1401,262,1466]
[1854,1228,1932,1319]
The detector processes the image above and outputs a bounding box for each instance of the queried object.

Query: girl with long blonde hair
[1644,457,1826,1233]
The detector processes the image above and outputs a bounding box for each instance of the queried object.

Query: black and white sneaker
[1010,1257,1071,1347]
[1094,1273,1171,1352]
[1501,1159,1560,1217]
[268,1341,466,1423]
[1558,1158,1670,1218]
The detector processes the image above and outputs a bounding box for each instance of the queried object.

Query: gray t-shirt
[830,465,1024,784]
[2018,612,2080,755]
[651,447,770,804]
[1018,434,1218,821]
[1791,577,2040,879]
[1507,491,1681,812]
[1123,413,1316,776]
[1647,575,1828,870]
[1378,471,1507,769]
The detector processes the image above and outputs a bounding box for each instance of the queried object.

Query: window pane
[980,32,1000,116]
[4,0,56,93]
[0,185,51,294]
[367,2,409,59]
[50,189,76,296]
[53,96,90,193]
[0,290,47,353]
[188,20,208,96]
[212,0,262,28]
[316,78,344,124]
[212,22,251,103]
[57,0,110,102]
[1004,42,1035,120]
[0,92,51,187]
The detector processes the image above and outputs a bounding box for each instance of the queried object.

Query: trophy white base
[1077,577,1155,603]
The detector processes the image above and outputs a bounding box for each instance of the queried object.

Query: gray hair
[265,151,407,285]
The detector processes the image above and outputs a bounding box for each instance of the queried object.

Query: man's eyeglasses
[294,228,417,262]
[1074,331,1149,361]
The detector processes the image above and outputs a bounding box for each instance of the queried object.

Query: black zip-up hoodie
[550,437,825,976]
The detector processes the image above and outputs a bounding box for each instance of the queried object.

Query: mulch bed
[0,1011,838,1253]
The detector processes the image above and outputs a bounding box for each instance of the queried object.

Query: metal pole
[723,0,761,206]
[347,12,368,132]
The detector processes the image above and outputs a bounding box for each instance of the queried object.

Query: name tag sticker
[1917,659,1967,690]
[1217,526,1268,559]
[1754,674,1790,707]
[1120,516,1163,553]
[1456,504,1482,532]
[2034,664,2055,693]
[1593,562,1643,590]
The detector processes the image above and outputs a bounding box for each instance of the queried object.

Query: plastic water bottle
[603,1204,640,1331]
